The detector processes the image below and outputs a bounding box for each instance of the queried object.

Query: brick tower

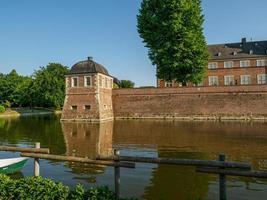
[61,57,114,122]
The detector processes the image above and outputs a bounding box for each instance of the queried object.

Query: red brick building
[61,57,114,122]
[158,38,267,87]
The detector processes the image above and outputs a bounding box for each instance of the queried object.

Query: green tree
[0,69,26,105]
[137,0,209,85]
[33,63,69,109]
[118,80,135,88]
[13,77,35,108]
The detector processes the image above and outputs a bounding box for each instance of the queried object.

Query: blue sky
[0,0,267,86]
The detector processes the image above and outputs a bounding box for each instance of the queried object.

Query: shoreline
[114,116,267,121]
[0,109,62,118]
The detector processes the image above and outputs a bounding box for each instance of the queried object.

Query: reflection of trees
[61,121,113,175]
[143,151,210,200]
[0,115,65,154]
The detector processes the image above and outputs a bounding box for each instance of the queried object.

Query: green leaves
[118,80,135,88]
[0,174,137,200]
[137,0,209,84]
[0,63,69,109]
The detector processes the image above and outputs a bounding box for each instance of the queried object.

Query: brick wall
[112,85,267,119]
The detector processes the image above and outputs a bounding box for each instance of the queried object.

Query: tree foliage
[0,63,69,109]
[118,80,135,88]
[137,0,209,85]
[33,63,69,109]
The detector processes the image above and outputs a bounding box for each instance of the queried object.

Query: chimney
[241,38,246,46]
[87,56,93,61]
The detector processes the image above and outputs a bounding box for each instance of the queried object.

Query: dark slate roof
[208,39,267,60]
[69,59,109,75]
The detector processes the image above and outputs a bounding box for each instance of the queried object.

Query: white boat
[0,157,28,174]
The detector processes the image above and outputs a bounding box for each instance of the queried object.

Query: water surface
[0,115,267,200]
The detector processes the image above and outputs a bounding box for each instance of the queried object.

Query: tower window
[84,105,91,110]
[84,76,92,87]
[99,75,102,87]
[71,77,78,87]
[71,105,77,111]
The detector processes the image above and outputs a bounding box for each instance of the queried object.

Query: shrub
[3,100,11,109]
[0,174,137,200]
[0,105,5,113]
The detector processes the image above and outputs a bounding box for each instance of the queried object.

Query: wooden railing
[1,143,267,200]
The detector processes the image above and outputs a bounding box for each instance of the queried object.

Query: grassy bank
[0,108,61,118]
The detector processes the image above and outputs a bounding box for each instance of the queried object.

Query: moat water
[0,115,267,200]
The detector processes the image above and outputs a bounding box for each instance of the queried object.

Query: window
[99,75,102,87]
[84,76,92,87]
[208,76,218,86]
[257,60,267,67]
[71,77,78,87]
[257,74,267,84]
[224,61,233,68]
[224,75,234,86]
[240,75,251,85]
[208,62,217,69]
[240,60,250,67]
[84,105,91,110]
[165,81,173,87]
[71,105,77,111]
[110,79,113,88]
[105,77,108,88]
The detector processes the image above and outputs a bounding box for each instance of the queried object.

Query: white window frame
[98,75,102,87]
[257,59,267,67]
[208,62,218,69]
[71,77,78,87]
[257,74,267,84]
[105,77,108,88]
[110,79,113,88]
[208,76,218,86]
[240,75,251,85]
[240,60,250,68]
[224,61,234,68]
[224,75,234,86]
[223,61,234,68]
[84,76,92,87]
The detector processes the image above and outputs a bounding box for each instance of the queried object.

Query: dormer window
[71,77,78,87]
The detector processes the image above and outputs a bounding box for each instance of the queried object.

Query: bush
[3,100,11,109]
[0,174,137,200]
[0,105,5,113]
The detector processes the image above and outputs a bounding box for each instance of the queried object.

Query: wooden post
[114,149,120,199]
[34,142,40,176]
[219,154,226,200]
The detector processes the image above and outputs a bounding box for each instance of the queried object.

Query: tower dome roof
[69,58,109,76]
